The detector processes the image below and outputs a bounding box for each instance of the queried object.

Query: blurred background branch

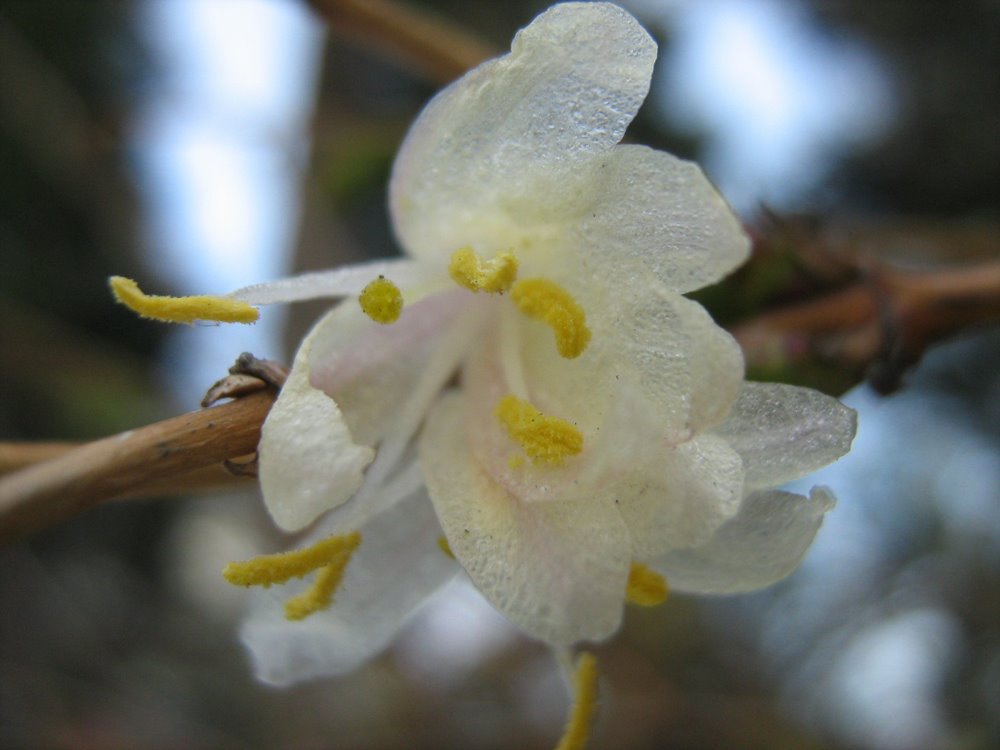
[307,0,498,84]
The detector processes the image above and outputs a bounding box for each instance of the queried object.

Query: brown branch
[732,260,1000,393]
[306,0,499,85]
[0,389,274,546]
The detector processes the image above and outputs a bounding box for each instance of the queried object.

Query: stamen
[448,246,518,293]
[555,652,599,750]
[109,276,258,324]
[222,532,361,588]
[283,553,354,621]
[495,394,583,465]
[359,275,403,324]
[510,278,590,358]
[625,563,669,607]
[437,536,456,560]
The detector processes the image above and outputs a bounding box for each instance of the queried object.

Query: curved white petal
[616,434,745,558]
[241,489,457,686]
[258,324,374,532]
[647,486,836,594]
[390,2,656,262]
[567,145,750,294]
[713,382,858,490]
[420,392,631,645]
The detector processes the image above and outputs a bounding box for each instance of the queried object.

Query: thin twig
[733,260,1000,393]
[0,389,274,546]
[306,0,499,84]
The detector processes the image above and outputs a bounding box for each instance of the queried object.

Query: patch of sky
[131,0,324,403]
[628,0,896,213]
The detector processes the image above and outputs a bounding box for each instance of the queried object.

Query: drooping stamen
[555,652,600,750]
[283,553,355,621]
[358,275,403,324]
[223,532,361,588]
[109,276,258,324]
[224,532,362,622]
[448,246,518,293]
[625,563,669,607]
[495,394,583,465]
[510,278,590,358]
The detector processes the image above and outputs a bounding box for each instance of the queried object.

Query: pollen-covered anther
[448,246,519,293]
[359,275,403,324]
[625,562,669,607]
[510,278,590,358]
[223,532,361,621]
[109,276,259,324]
[555,652,599,750]
[223,532,361,588]
[495,394,583,465]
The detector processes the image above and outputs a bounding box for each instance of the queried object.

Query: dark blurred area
[1,1,998,749]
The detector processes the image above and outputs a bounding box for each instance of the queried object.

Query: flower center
[494,394,583,465]
[448,246,519,293]
[446,247,591,359]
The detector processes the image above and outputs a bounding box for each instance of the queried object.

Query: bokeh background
[1,1,998,748]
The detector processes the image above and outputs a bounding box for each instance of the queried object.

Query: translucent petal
[241,490,457,685]
[390,2,656,262]
[647,487,836,594]
[566,145,750,294]
[616,434,745,558]
[713,382,858,490]
[258,325,374,532]
[517,283,744,443]
[308,289,473,446]
[420,392,631,645]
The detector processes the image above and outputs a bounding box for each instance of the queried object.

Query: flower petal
[568,145,750,294]
[601,287,744,437]
[258,323,374,532]
[241,489,457,685]
[420,392,631,645]
[390,2,656,262]
[646,487,836,594]
[616,434,745,558]
[308,289,472,446]
[713,382,858,490]
[518,284,744,443]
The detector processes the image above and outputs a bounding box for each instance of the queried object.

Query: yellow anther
[359,275,403,324]
[284,555,353,621]
[223,532,361,588]
[510,278,590,358]
[494,394,583,465]
[448,246,519,293]
[555,652,599,750]
[625,563,669,607]
[437,536,456,560]
[109,276,258,324]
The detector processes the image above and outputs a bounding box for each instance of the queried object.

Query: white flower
[111,2,857,688]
